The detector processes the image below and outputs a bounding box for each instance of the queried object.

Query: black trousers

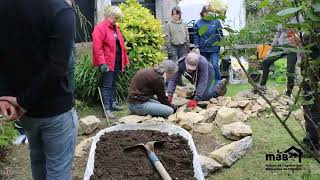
[260,52,297,95]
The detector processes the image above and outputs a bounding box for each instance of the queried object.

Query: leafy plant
[74,0,166,103]
[271,58,287,83]
[75,52,100,101]
[117,0,166,102]
[0,122,17,148]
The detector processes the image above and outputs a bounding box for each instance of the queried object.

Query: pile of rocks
[115,89,302,177]
[77,88,302,177]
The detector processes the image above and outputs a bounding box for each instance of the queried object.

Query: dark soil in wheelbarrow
[91,130,195,180]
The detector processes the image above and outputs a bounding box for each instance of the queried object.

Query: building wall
[156,0,178,23]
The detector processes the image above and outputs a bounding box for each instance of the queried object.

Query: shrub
[75,0,166,103]
[75,51,101,101]
[0,122,17,148]
[117,0,166,102]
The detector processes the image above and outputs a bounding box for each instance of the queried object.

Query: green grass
[209,115,320,180]
[209,81,320,180]
[75,81,320,180]
[226,79,287,97]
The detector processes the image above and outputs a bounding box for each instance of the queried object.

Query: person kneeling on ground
[128,60,178,118]
[167,52,228,110]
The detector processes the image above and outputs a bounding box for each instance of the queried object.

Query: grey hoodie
[165,19,190,46]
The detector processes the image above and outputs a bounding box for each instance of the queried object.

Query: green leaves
[312,3,320,12]
[258,0,269,9]
[198,25,209,36]
[305,9,320,22]
[276,7,302,16]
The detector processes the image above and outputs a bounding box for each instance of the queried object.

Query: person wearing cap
[128,60,178,118]
[167,52,227,109]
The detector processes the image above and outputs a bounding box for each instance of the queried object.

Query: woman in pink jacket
[92,6,129,119]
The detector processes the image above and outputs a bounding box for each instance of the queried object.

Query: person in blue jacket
[194,5,224,83]
[167,52,227,109]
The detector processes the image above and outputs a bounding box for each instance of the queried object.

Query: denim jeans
[201,52,221,83]
[128,99,174,118]
[101,61,120,110]
[199,82,221,101]
[20,108,78,180]
[169,44,189,62]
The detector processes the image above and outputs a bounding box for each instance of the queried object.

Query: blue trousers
[101,61,120,110]
[20,108,78,180]
[128,99,174,118]
[201,52,221,83]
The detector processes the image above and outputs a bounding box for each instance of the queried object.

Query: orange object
[257,44,272,60]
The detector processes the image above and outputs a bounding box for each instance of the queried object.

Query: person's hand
[0,100,19,120]
[0,96,26,119]
[100,64,109,73]
[187,99,198,110]
[220,46,225,54]
[167,96,173,104]
[125,64,130,70]
[191,48,200,55]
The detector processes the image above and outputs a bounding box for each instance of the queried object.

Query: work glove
[220,46,225,54]
[187,99,198,110]
[191,48,200,55]
[167,96,173,104]
[100,64,109,73]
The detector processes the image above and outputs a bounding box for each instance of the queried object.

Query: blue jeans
[200,82,221,101]
[201,52,221,83]
[128,99,174,118]
[101,61,120,110]
[20,108,78,180]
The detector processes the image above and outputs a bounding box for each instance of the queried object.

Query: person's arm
[155,77,170,106]
[167,68,183,97]
[164,22,171,48]
[16,8,76,111]
[92,25,106,67]
[193,22,200,48]
[193,62,209,101]
[184,23,190,46]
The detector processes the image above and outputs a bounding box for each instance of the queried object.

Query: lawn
[1,81,319,180]
[210,81,320,180]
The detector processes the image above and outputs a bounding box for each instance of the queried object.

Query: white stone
[199,108,218,123]
[168,113,180,123]
[210,136,253,167]
[198,155,222,177]
[209,98,219,104]
[221,122,252,140]
[292,109,304,122]
[193,123,213,134]
[147,117,165,122]
[179,112,204,124]
[118,115,151,124]
[79,116,101,135]
[179,120,193,131]
[215,107,240,127]
[237,100,250,108]
[172,96,189,107]
[75,137,93,157]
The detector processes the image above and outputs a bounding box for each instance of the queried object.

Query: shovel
[124,141,172,180]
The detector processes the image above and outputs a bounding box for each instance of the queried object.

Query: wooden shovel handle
[147,152,172,180]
